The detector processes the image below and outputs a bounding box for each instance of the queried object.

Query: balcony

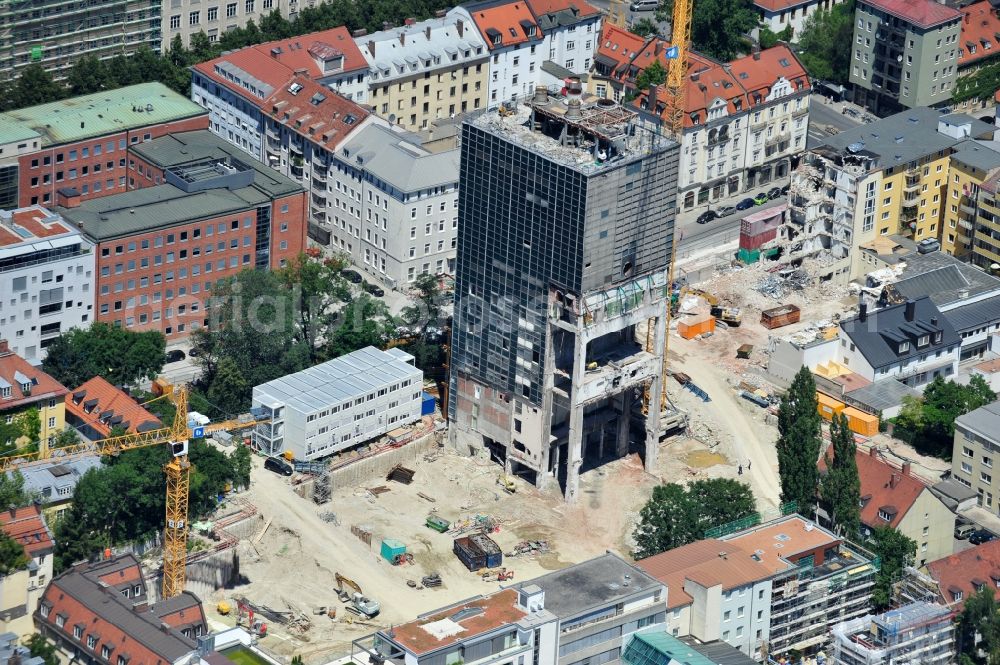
[961,202,977,217]
[901,208,918,223]
[311,192,327,208]
[901,196,919,208]
[290,162,304,179]
[792,107,809,118]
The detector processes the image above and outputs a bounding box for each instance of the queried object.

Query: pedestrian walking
[747,460,752,471]
[738,465,743,475]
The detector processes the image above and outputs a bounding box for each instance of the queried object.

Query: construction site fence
[703,501,799,539]
[323,430,440,491]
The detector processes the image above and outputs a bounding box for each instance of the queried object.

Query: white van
[630,0,659,11]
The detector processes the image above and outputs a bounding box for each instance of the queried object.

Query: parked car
[696,210,718,225]
[363,282,385,297]
[629,0,658,10]
[165,350,186,363]
[717,205,736,217]
[188,346,201,357]
[752,193,769,205]
[780,184,790,196]
[970,529,997,545]
[264,457,294,476]
[767,186,783,200]
[736,198,755,211]
[341,269,362,283]
[955,521,976,540]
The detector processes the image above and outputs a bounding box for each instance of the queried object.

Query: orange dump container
[842,406,879,437]
[816,392,846,421]
[678,314,716,340]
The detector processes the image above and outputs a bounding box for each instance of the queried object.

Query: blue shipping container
[421,392,436,416]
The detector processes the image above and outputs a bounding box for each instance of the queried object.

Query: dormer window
[1,386,10,398]
[934,331,942,343]
[898,341,910,354]
[952,589,964,601]
[918,334,929,347]
[528,25,536,36]
[493,34,502,45]
[878,509,892,521]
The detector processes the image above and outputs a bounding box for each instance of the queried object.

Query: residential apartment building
[65,376,162,440]
[900,539,1000,609]
[448,95,679,502]
[0,83,209,209]
[163,0,317,48]
[356,12,490,130]
[19,456,101,521]
[830,602,954,665]
[460,0,544,108]
[0,206,94,362]
[191,27,371,163]
[846,449,954,565]
[972,168,1000,270]
[849,0,962,115]
[55,130,306,341]
[37,554,207,664]
[252,346,423,460]
[353,553,665,665]
[952,400,1000,513]
[0,341,68,452]
[838,297,961,389]
[941,140,1000,257]
[755,0,847,37]
[526,0,602,75]
[329,123,459,287]
[788,109,994,284]
[0,505,54,637]
[592,27,810,210]
[638,515,877,659]
[955,1,1000,82]
[0,0,161,81]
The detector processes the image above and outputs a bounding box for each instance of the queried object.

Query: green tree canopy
[822,413,861,536]
[26,635,59,665]
[776,366,822,514]
[959,587,1000,665]
[41,323,165,389]
[796,1,854,83]
[870,525,916,610]
[759,24,793,49]
[0,472,31,509]
[631,18,661,38]
[66,56,113,96]
[633,478,756,558]
[894,376,996,459]
[0,531,28,576]
[0,409,41,456]
[635,60,667,91]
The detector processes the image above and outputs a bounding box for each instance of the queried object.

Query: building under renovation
[448,88,679,501]
[830,602,954,665]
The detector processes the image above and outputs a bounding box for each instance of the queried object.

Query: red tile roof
[862,0,961,29]
[729,45,810,104]
[925,540,1000,609]
[0,344,68,412]
[264,74,370,151]
[525,0,601,21]
[819,448,926,530]
[65,376,161,438]
[467,1,543,50]
[596,23,648,73]
[638,539,791,609]
[958,1,1000,67]
[0,505,53,557]
[388,589,527,655]
[0,206,73,247]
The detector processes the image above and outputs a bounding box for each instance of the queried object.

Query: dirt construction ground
[207,446,674,664]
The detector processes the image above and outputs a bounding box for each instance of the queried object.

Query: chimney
[904,299,916,322]
[654,41,661,56]
[0,340,8,355]
[367,40,376,56]
[902,462,911,476]
[859,302,867,322]
[752,43,761,60]
[648,84,660,109]
[869,446,877,457]
[425,25,431,39]
[889,473,900,489]
[931,316,938,326]
[398,31,406,46]
[133,600,149,613]
[457,18,464,36]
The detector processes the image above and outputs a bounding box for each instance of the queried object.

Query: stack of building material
[387,465,415,484]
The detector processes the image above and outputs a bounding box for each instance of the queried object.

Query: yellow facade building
[0,340,68,452]
[973,169,1000,271]
[944,142,1000,258]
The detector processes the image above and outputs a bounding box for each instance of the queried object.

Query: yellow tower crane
[607,0,628,28]
[0,383,266,599]
[643,0,693,414]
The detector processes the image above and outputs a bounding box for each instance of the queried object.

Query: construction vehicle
[217,601,232,615]
[481,568,514,582]
[680,286,719,306]
[0,382,268,599]
[335,573,381,617]
[710,305,742,326]
[497,473,516,494]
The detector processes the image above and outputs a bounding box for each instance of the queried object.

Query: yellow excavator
[335,573,380,617]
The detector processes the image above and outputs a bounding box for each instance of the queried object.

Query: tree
[67,56,112,96]
[8,65,64,109]
[635,60,667,92]
[0,472,31,509]
[325,294,395,359]
[954,60,1000,103]
[206,358,250,416]
[776,366,822,514]
[25,634,59,665]
[633,478,756,558]
[0,531,28,576]
[893,376,996,459]
[959,587,1000,665]
[690,0,757,61]
[823,413,861,536]
[870,525,916,610]
[632,18,660,38]
[276,253,351,362]
[0,409,42,456]
[759,24,793,48]
[53,427,81,449]
[231,445,252,490]
[796,1,855,83]
[42,323,165,388]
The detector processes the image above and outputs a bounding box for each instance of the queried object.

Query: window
[189,10,200,24]
[56,615,66,628]
[226,1,237,15]
[102,646,111,660]
[87,636,97,650]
